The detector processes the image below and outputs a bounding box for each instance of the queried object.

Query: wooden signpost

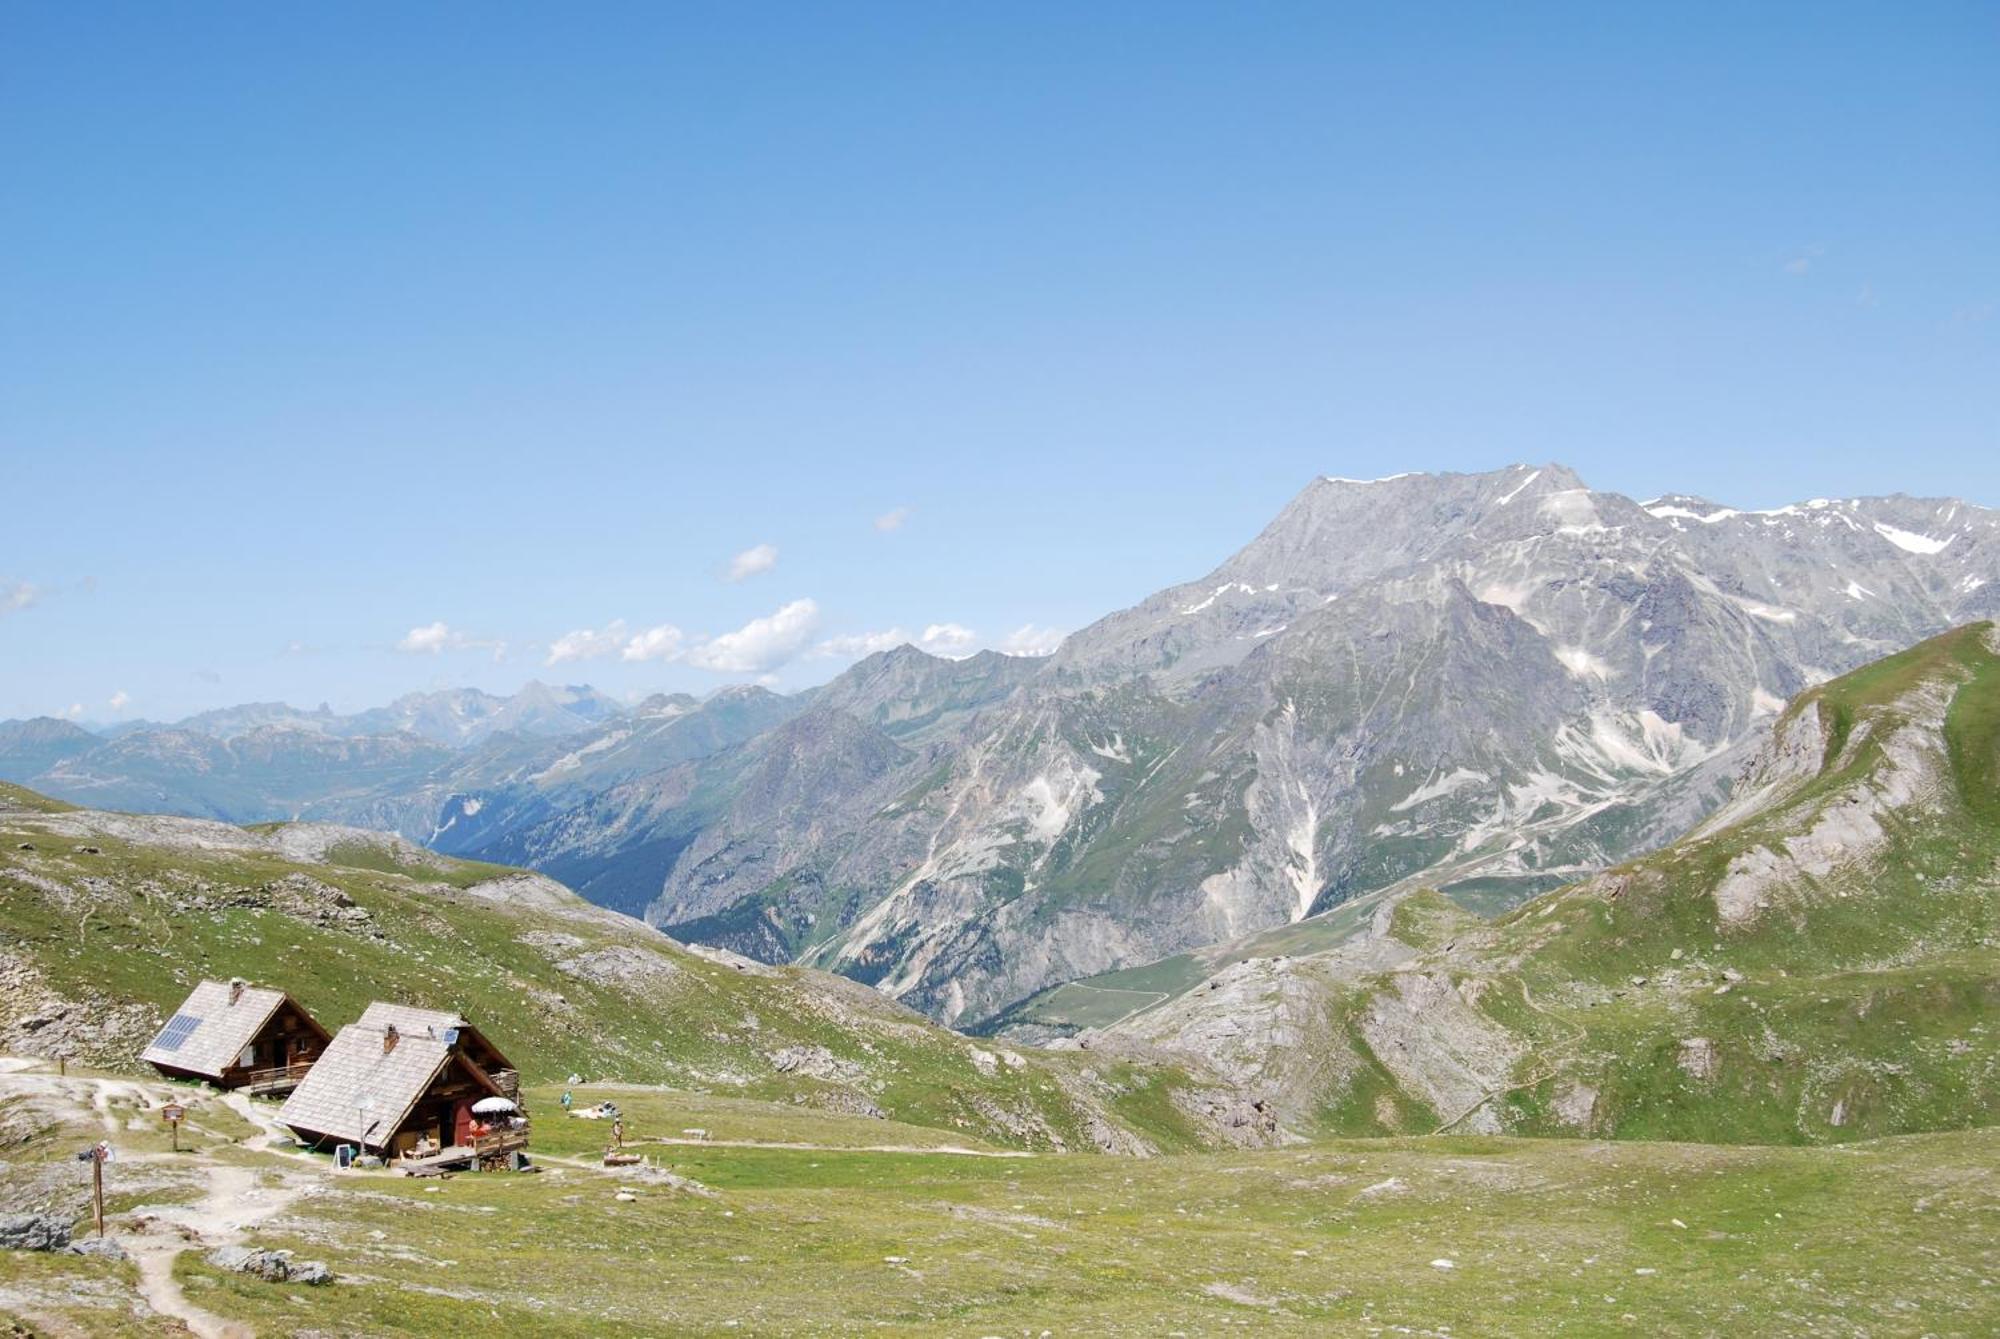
[160,1102,186,1152]
[76,1142,110,1237]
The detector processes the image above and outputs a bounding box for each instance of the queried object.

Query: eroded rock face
[790,1089,886,1121]
[553,946,680,987]
[1551,1081,1599,1130]
[765,1045,865,1084]
[1710,676,1955,926]
[0,950,160,1069]
[1357,971,1527,1135]
[1115,933,1417,1134]
[1678,1038,1719,1082]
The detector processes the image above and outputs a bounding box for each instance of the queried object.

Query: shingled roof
[355,1001,514,1072]
[355,1001,466,1036]
[276,1021,459,1149]
[141,980,292,1080]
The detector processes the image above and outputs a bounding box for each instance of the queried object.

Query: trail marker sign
[160,1102,186,1151]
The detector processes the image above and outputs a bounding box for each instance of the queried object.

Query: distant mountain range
[5,465,1995,1027]
[101,680,626,747]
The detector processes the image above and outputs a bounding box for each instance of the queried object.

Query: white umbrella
[471,1096,517,1115]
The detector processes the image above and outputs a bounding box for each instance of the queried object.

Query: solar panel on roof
[151,1013,204,1053]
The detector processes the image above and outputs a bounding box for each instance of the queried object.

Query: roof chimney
[382,1023,400,1055]
[228,978,246,1005]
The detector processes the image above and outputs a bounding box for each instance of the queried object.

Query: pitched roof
[141,980,289,1079]
[356,1001,465,1036]
[276,1022,454,1148]
[356,1001,513,1072]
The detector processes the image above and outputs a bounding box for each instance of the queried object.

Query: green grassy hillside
[0,788,1219,1154]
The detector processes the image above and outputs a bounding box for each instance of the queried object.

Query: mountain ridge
[4,465,1996,1028]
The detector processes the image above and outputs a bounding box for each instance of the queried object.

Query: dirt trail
[0,1056,316,1338]
[123,1157,303,1339]
[630,1134,1035,1157]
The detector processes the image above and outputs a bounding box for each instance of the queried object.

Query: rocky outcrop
[0,1214,72,1252]
[206,1246,333,1284]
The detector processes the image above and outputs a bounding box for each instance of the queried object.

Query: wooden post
[91,1148,104,1237]
[58,1056,66,1077]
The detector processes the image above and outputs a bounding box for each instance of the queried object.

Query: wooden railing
[470,1127,530,1156]
[238,1060,316,1093]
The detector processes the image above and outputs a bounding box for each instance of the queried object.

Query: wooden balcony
[238,1060,317,1096]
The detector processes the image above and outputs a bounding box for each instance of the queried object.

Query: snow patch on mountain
[1554,645,1614,681]
[534,728,633,780]
[1088,735,1131,764]
[1539,489,1607,534]
[1180,582,1260,615]
[1872,522,1954,555]
[1494,468,1542,506]
[1391,768,1492,812]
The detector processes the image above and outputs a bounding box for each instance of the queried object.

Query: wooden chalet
[276,1002,528,1167]
[141,978,329,1094]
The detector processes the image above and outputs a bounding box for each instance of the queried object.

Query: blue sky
[3,3,1995,722]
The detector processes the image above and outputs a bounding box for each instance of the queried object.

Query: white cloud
[684,599,820,673]
[620,623,687,663]
[815,629,909,659]
[395,621,504,659]
[726,543,779,582]
[547,619,631,665]
[998,624,1066,657]
[62,702,83,719]
[397,621,458,654]
[814,621,992,661]
[108,689,131,712]
[874,506,912,532]
[917,623,977,657]
[1782,243,1826,277]
[2,580,37,614]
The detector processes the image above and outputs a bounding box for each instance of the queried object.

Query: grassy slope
[0,792,1213,1154]
[10,1062,1994,1336]
[1213,624,2000,1144]
[167,1125,2000,1336]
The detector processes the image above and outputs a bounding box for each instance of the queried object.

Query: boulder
[0,1213,73,1252]
[68,1236,128,1261]
[207,1245,334,1285]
